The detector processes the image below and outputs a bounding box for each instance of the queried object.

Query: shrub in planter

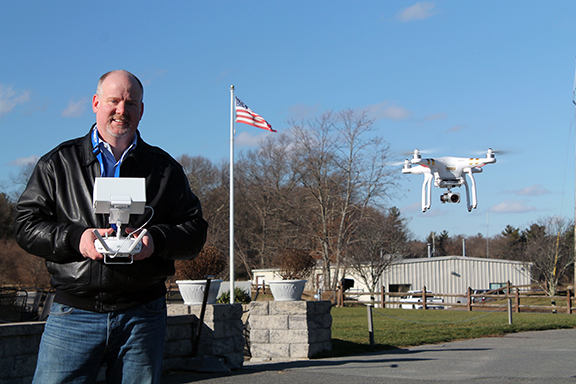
[174,246,226,280]
[217,288,252,304]
[270,248,316,301]
[278,248,316,280]
[175,246,226,305]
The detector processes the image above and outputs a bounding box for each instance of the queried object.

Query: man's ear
[92,94,99,113]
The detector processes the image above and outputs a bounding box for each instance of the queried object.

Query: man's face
[92,72,144,142]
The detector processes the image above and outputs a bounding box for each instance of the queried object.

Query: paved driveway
[162,328,576,384]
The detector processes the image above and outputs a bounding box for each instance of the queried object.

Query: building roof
[394,256,527,265]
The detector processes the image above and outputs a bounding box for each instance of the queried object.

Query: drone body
[402,149,496,212]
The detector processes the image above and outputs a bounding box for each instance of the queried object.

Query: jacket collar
[81,124,149,174]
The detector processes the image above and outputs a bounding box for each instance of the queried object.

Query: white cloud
[402,201,446,216]
[62,98,89,118]
[490,199,536,214]
[402,201,423,213]
[513,184,550,196]
[9,155,39,167]
[397,2,438,22]
[0,85,30,117]
[364,101,411,121]
[235,130,272,147]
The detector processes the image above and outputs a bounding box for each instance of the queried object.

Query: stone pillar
[167,303,245,369]
[248,301,332,362]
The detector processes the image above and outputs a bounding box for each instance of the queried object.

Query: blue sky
[1,1,575,241]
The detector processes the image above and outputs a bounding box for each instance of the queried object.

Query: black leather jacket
[13,127,208,312]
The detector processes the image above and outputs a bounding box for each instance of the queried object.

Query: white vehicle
[456,289,489,304]
[400,290,445,310]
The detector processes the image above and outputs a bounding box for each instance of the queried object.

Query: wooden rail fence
[336,282,575,314]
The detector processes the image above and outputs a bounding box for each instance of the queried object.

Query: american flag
[235,97,276,132]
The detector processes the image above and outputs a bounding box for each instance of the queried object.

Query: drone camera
[440,192,460,204]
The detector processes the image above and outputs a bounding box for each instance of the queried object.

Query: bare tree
[520,217,574,296]
[288,109,396,289]
[348,207,409,295]
[178,155,220,201]
[178,155,229,256]
[2,162,36,202]
[0,193,14,239]
[0,239,50,286]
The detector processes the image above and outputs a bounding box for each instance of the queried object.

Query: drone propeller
[471,148,511,156]
[399,148,439,157]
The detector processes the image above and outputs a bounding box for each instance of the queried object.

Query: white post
[367,304,374,346]
[229,85,235,304]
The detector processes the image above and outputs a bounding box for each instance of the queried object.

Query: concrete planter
[248,300,332,361]
[176,279,223,305]
[268,279,307,301]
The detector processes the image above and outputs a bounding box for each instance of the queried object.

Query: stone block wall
[167,303,245,369]
[0,303,244,383]
[0,321,44,384]
[248,300,332,361]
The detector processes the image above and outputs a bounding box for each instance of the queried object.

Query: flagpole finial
[230,85,235,91]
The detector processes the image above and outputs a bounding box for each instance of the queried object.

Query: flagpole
[230,85,235,304]
[572,60,576,296]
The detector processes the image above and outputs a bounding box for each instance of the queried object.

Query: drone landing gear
[463,169,478,212]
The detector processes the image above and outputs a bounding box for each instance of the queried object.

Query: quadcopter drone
[402,149,496,212]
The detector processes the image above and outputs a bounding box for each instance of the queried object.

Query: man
[13,70,208,383]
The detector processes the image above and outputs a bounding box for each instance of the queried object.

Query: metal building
[382,256,532,303]
[252,256,532,304]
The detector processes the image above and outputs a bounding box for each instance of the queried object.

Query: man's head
[92,70,144,144]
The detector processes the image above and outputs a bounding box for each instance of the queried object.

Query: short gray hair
[96,70,144,102]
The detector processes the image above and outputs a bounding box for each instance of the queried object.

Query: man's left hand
[126,228,155,261]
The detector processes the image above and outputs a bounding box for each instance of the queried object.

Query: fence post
[381,286,385,308]
[467,287,472,311]
[337,282,343,307]
[367,304,375,346]
[422,286,427,310]
[567,289,572,314]
[515,287,520,313]
[507,298,513,325]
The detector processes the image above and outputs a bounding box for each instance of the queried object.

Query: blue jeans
[32,297,167,384]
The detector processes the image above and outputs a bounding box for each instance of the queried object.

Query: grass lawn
[315,306,576,358]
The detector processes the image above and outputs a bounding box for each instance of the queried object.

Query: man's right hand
[80,228,114,260]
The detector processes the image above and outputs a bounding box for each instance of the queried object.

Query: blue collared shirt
[91,126,138,178]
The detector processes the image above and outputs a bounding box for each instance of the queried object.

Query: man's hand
[126,228,155,261]
[80,228,114,260]
[80,227,154,261]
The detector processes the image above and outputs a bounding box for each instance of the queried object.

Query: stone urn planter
[268,279,307,301]
[176,279,223,305]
